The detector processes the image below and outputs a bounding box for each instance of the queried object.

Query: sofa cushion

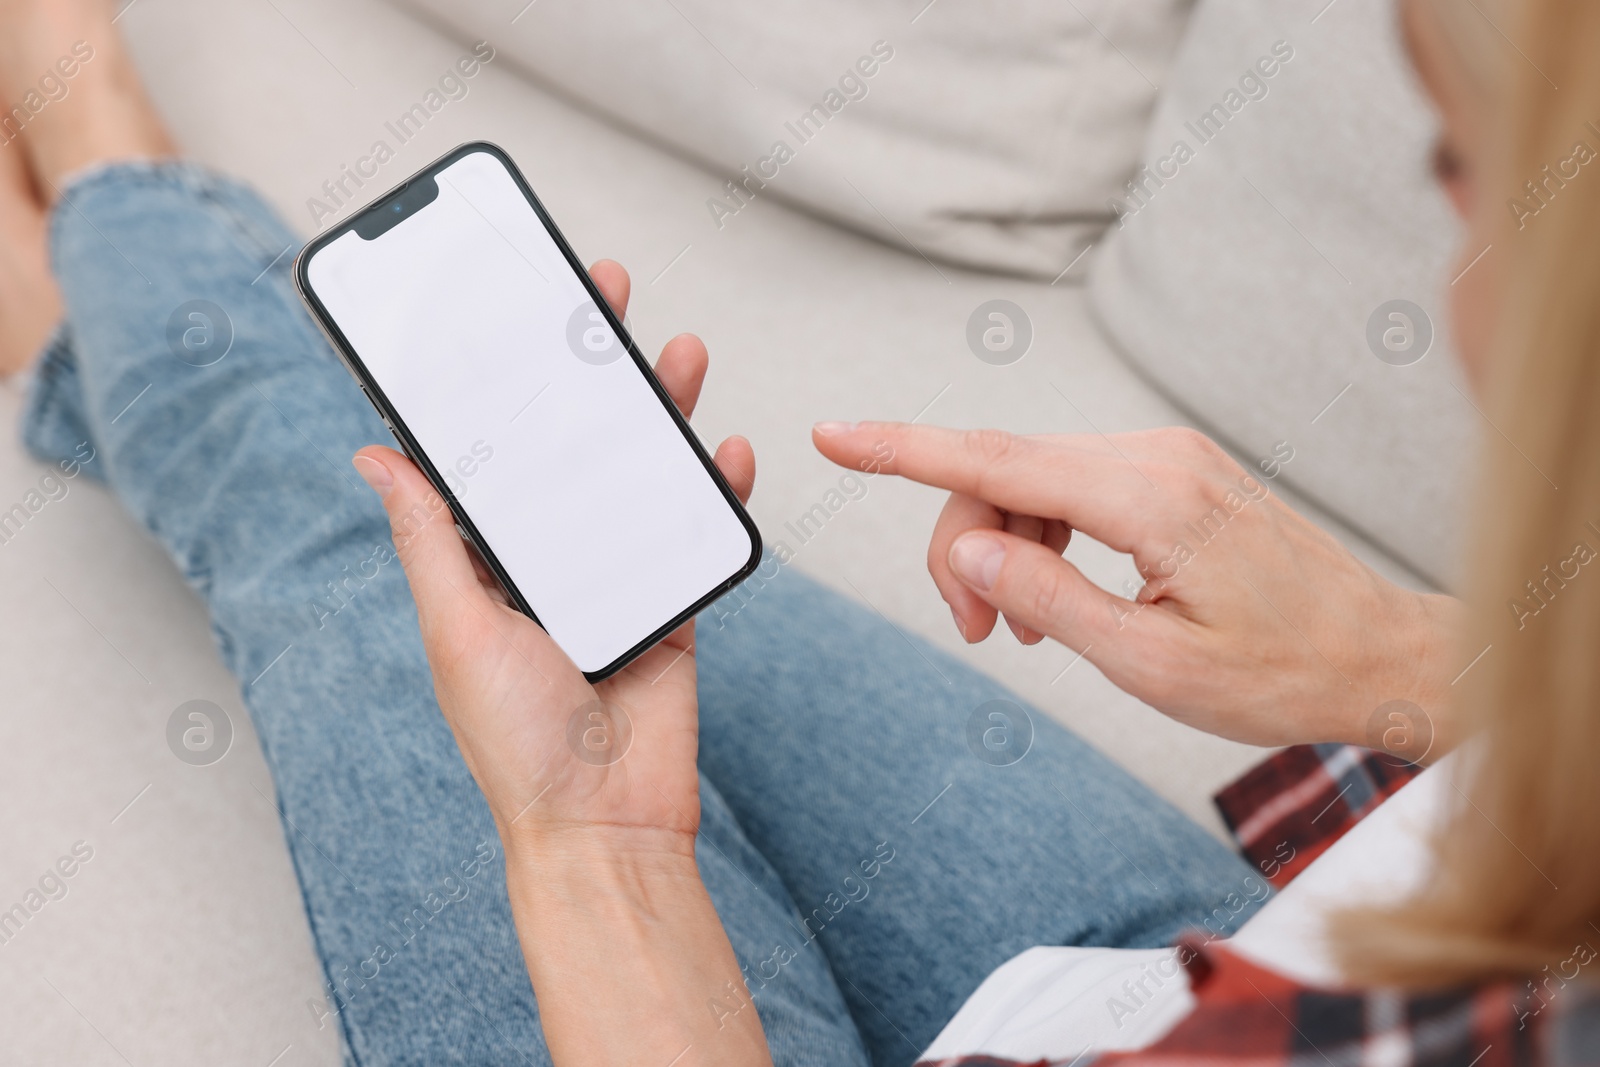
[1089,0,1475,589]
[388,0,1195,280]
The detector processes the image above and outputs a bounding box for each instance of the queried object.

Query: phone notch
[353,175,440,241]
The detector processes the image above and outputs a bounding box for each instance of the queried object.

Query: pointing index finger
[811,421,1155,554]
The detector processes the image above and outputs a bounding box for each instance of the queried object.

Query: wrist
[498,823,773,1067]
[502,822,701,902]
[1355,589,1463,762]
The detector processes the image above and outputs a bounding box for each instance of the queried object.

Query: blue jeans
[23,162,1262,1066]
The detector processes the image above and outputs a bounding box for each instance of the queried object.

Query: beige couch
[0,0,1463,1061]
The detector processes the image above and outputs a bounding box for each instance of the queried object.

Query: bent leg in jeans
[23,162,1260,1066]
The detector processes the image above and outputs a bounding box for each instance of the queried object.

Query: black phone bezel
[292,140,763,682]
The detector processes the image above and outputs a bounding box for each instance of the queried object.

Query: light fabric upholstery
[389,0,1197,280]
[1090,0,1475,589]
[0,0,1445,1061]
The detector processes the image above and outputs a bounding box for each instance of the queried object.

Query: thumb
[946,530,1156,660]
[353,445,488,641]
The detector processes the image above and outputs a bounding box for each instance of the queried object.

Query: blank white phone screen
[305,149,754,674]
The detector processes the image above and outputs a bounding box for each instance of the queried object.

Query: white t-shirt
[919,753,1456,1062]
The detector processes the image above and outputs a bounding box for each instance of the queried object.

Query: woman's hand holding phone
[813,421,1463,759]
[353,261,773,1067]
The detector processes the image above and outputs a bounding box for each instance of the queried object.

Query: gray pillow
[1089,0,1474,589]
[388,0,1195,280]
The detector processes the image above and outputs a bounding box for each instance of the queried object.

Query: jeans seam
[264,779,365,1067]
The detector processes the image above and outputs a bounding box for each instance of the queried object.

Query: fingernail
[352,455,393,498]
[949,534,1004,592]
[813,421,855,436]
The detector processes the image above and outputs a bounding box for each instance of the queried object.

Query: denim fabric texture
[23,161,1263,1066]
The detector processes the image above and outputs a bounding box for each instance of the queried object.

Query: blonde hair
[1335,0,1600,986]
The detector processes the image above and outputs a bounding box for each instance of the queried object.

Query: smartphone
[294,142,762,680]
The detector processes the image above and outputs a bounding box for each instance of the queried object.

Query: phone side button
[455,524,486,554]
[358,384,397,433]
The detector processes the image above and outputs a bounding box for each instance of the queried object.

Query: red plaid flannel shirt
[916,742,1600,1067]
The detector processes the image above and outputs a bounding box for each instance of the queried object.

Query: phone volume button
[358,384,395,431]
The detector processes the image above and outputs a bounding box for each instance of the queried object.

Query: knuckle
[1150,427,1245,498]
[1026,561,1072,628]
[965,428,1025,500]
[965,427,1018,467]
